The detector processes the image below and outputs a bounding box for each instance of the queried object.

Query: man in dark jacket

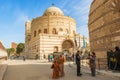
[107,49,114,70]
[114,46,120,70]
[76,50,82,76]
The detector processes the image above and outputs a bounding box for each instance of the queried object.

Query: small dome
[43,6,64,16]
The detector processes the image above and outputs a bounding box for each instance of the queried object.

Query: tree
[16,43,25,55]
[7,48,15,57]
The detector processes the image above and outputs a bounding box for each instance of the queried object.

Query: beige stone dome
[43,6,64,16]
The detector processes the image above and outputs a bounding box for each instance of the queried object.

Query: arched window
[34,31,36,37]
[38,29,41,34]
[53,12,57,16]
[44,29,47,34]
[52,28,57,34]
[59,28,63,31]
[44,13,47,16]
[49,12,52,15]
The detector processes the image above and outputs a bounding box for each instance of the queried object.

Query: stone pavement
[69,62,120,79]
[3,60,120,80]
[0,61,7,80]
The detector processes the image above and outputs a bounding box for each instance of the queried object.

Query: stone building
[88,0,120,59]
[0,40,7,60]
[11,42,17,51]
[25,5,89,59]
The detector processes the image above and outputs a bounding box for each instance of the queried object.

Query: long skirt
[59,64,65,77]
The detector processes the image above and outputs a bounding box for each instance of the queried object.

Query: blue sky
[0,0,93,48]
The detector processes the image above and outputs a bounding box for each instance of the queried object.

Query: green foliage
[7,48,15,56]
[16,43,25,54]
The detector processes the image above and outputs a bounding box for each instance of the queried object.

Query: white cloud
[60,0,69,8]
[63,9,70,15]
[77,24,89,38]
[73,5,90,15]
[13,7,28,27]
[15,13,28,26]
[69,0,93,38]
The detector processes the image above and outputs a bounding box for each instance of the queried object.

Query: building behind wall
[88,0,120,59]
[11,42,17,51]
[25,5,89,59]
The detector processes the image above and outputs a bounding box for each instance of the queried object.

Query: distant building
[88,0,120,58]
[0,40,7,60]
[11,42,17,51]
[25,5,89,59]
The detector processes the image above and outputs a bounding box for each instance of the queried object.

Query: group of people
[76,50,96,77]
[107,46,120,70]
[48,54,54,62]
[51,50,96,79]
[52,54,65,79]
[48,53,74,62]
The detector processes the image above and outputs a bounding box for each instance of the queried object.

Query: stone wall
[89,0,120,58]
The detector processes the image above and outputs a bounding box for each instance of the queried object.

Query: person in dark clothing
[72,53,74,61]
[107,49,114,70]
[76,50,82,76]
[48,54,50,62]
[114,46,120,70]
[23,56,26,61]
[89,52,96,77]
[110,51,116,70]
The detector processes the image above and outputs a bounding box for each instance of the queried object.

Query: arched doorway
[62,39,74,55]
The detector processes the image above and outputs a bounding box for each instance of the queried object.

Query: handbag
[51,64,54,69]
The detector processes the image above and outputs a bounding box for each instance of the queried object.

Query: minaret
[25,20,31,42]
[25,20,31,58]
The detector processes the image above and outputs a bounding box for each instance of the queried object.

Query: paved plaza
[2,60,120,80]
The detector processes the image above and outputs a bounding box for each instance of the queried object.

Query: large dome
[43,6,64,16]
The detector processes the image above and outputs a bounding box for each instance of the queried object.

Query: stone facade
[88,0,120,58]
[25,6,89,59]
[0,40,7,60]
[11,42,17,51]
